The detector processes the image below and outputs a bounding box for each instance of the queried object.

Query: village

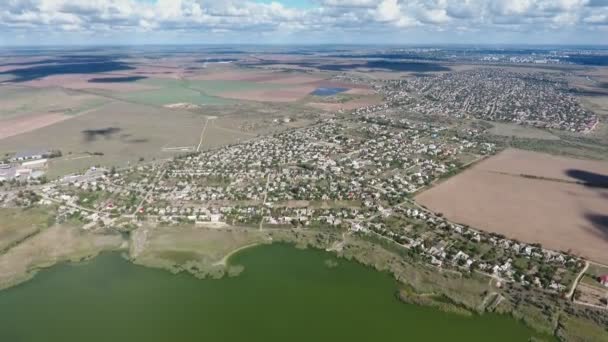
[1,107,599,302]
[378,68,598,132]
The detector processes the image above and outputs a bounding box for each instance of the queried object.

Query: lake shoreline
[0,225,605,340]
[0,243,553,341]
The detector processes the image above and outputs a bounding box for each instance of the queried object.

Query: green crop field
[113,78,291,107]
[116,86,231,106]
[111,78,287,107]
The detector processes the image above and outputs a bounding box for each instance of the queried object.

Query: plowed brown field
[416,149,608,264]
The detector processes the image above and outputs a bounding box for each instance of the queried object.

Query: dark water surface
[0,244,551,341]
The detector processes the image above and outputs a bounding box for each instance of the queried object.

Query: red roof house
[599,275,608,287]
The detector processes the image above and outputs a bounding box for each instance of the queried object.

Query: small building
[15,168,32,178]
[599,275,608,287]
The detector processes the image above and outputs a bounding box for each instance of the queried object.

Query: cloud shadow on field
[82,127,122,142]
[566,169,608,188]
[584,213,608,242]
[0,61,135,82]
[118,133,148,144]
[124,138,149,144]
[88,76,147,83]
[567,169,608,242]
[568,88,608,97]
[0,55,126,67]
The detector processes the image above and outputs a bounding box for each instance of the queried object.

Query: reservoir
[311,87,349,96]
[0,244,550,341]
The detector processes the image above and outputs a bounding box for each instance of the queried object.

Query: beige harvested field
[416,149,608,264]
[190,68,328,85]
[0,113,71,140]
[477,149,608,182]
[0,101,205,176]
[308,97,382,111]
[260,74,326,85]
[345,87,376,95]
[198,119,257,150]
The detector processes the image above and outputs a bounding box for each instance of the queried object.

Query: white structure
[21,159,48,169]
[11,149,49,162]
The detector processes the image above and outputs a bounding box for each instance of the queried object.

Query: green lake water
[0,244,551,341]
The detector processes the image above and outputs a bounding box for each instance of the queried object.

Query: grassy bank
[129,225,270,279]
[0,223,124,291]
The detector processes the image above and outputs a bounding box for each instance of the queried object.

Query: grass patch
[131,226,269,279]
[557,314,608,342]
[397,286,473,317]
[0,207,56,252]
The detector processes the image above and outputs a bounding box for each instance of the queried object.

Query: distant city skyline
[1,0,607,46]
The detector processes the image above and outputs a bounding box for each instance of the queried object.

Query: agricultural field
[0,60,373,179]
[0,72,331,178]
[109,78,289,107]
[576,262,608,308]
[415,148,608,264]
[0,101,205,176]
[0,86,109,140]
[486,121,560,140]
[576,275,608,308]
[0,61,372,178]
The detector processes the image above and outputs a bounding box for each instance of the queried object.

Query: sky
[0,0,607,46]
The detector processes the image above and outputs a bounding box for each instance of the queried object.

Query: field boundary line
[196,117,211,152]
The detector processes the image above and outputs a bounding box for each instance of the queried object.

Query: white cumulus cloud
[0,0,606,43]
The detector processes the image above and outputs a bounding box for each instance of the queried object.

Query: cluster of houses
[30,114,494,230]
[353,205,580,293]
[0,93,588,298]
[378,69,598,132]
[5,102,581,294]
[138,117,493,208]
[478,56,562,64]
